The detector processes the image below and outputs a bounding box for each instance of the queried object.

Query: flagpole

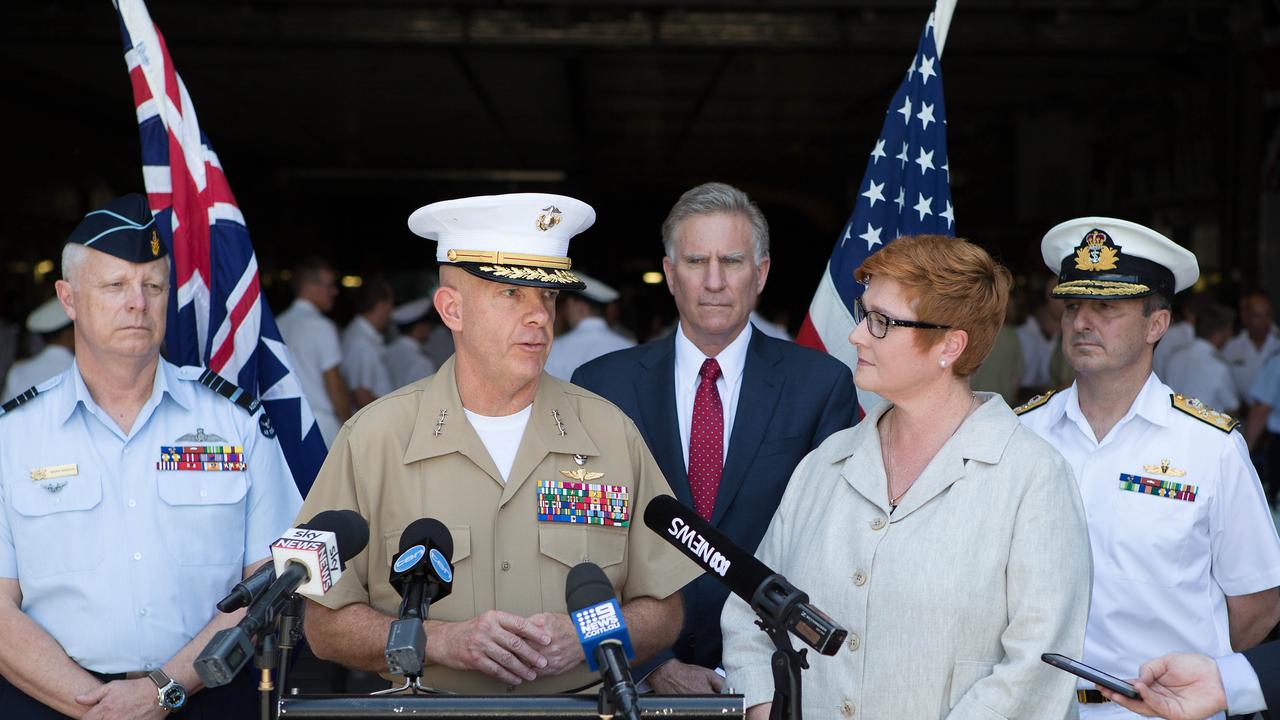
[934,0,958,57]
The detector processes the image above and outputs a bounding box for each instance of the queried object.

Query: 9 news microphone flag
[794,1,958,412]
[113,0,326,493]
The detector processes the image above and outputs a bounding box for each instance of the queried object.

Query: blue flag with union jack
[114,0,324,494]
[797,9,955,407]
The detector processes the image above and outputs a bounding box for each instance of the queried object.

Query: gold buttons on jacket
[852,569,867,586]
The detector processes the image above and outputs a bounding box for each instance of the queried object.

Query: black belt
[1076,689,1110,704]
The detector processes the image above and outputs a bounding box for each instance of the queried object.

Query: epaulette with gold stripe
[1013,390,1056,416]
[1170,394,1238,433]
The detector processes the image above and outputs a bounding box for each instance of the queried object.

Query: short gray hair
[661,182,770,263]
[60,242,170,288]
[61,243,89,287]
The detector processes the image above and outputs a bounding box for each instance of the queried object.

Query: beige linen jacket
[723,394,1092,719]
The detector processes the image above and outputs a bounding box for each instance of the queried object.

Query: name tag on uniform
[537,479,631,527]
[30,463,77,481]
[1119,473,1198,502]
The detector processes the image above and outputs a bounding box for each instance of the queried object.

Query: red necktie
[689,358,724,520]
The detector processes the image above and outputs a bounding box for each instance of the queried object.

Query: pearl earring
[940,359,947,368]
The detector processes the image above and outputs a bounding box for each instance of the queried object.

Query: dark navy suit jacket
[572,326,857,669]
[1245,640,1280,712]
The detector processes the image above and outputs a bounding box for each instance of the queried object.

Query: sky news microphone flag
[114,0,326,493]
[794,1,958,412]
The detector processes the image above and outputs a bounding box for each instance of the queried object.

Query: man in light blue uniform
[0,194,302,719]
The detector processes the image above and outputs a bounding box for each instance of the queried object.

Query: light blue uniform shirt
[1249,354,1280,433]
[0,359,302,673]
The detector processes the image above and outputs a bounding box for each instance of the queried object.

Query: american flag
[114,0,324,494]
[795,8,956,410]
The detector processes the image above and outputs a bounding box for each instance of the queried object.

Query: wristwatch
[147,669,187,712]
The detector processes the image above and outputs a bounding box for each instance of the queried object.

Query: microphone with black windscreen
[384,518,454,677]
[566,562,640,720]
[642,494,847,656]
[194,509,370,688]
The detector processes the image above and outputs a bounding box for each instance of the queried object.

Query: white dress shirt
[545,317,634,381]
[277,298,343,444]
[2,344,73,399]
[1152,321,1195,380]
[1016,316,1056,389]
[1222,330,1280,401]
[674,322,753,469]
[386,335,436,389]
[1019,374,1280,719]
[1217,652,1266,715]
[340,315,393,399]
[1163,338,1240,412]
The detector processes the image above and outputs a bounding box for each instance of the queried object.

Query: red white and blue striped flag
[114,0,324,494]
[795,4,957,411]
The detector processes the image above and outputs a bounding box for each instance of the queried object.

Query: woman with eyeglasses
[722,235,1092,719]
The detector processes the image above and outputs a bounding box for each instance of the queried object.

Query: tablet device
[1041,653,1140,699]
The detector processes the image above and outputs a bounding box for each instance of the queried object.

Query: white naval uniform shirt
[1018,373,1280,719]
[386,335,436,389]
[277,298,343,444]
[1222,330,1280,402]
[2,344,73,400]
[1151,321,1194,380]
[545,317,635,381]
[340,315,393,400]
[1163,338,1240,413]
[0,359,303,674]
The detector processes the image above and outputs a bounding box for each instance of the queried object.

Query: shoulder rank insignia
[189,367,262,416]
[1170,394,1238,433]
[1013,390,1056,416]
[0,385,41,416]
[0,373,64,417]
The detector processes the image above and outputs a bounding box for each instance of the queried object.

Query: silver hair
[661,182,770,263]
[60,242,171,288]
[60,243,89,287]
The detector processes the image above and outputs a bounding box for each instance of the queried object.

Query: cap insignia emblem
[1074,228,1119,272]
[535,205,563,232]
[150,230,161,257]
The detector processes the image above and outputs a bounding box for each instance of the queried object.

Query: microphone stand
[275,594,305,708]
[254,629,278,720]
[751,574,809,720]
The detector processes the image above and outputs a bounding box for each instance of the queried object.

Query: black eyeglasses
[853,297,951,339]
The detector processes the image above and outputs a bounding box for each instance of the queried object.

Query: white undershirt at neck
[464,405,533,483]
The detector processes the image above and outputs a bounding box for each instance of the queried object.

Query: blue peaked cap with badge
[66,193,168,262]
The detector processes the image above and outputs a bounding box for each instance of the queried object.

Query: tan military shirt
[298,357,701,693]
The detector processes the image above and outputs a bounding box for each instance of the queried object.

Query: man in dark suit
[572,182,856,694]
[1097,644,1280,718]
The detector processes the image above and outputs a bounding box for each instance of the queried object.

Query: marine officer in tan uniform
[299,193,700,694]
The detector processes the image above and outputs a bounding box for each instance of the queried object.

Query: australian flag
[796,9,955,409]
[114,0,324,494]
